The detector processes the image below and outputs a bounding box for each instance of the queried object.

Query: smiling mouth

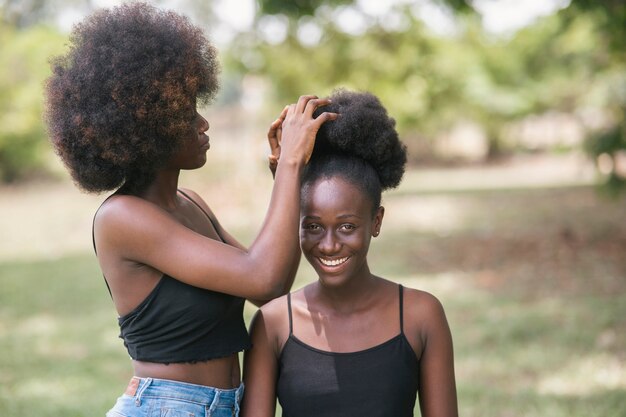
[318,256,349,267]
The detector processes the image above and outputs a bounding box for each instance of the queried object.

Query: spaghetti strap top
[277,285,420,417]
[90,190,251,363]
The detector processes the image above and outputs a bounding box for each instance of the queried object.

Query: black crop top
[94,190,251,363]
[276,285,420,417]
[118,273,250,363]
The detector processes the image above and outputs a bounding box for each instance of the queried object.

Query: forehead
[301,177,371,215]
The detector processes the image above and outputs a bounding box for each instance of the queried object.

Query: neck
[314,264,379,314]
[137,168,181,211]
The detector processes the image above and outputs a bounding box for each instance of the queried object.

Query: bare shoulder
[250,293,292,352]
[93,194,176,257]
[402,286,449,331]
[400,286,453,358]
[94,194,154,235]
[95,194,155,223]
[95,194,167,233]
[256,286,309,341]
[179,187,214,215]
[258,293,289,323]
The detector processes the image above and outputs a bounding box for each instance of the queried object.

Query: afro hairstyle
[44,2,219,193]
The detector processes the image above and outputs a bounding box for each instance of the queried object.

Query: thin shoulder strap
[178,189,210,218]
[177,189,226,243]
[92,200,113,298]
[287,293,294,335]
[91,194,114,256]
[399,284,404,335]
[91,216,97,255]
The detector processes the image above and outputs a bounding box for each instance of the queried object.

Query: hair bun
[313,89,407,190]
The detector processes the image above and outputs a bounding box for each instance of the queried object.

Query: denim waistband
[127,377,244,409]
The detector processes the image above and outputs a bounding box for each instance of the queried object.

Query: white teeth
[319,257,348,266]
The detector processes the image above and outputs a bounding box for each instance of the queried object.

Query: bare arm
[245,107,301,306]
[175,187,296,307]
[417,295,458,417]
[241,308,280,417]
[94,95,336,301]
[263,106,301,300]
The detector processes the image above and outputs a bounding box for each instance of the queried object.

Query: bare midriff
[132,352,241,389]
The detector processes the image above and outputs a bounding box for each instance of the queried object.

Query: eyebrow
[337,214,362,220]
[302,214,362,220]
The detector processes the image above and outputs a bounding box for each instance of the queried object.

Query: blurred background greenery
[0,0,624,416]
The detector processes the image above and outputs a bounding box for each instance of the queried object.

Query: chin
[316,272,350,288]
[193,156,208,169]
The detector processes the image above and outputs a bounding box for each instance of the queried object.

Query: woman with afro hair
[241,90,458,417]
[44,3,336,416]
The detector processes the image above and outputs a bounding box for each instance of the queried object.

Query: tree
[0,23,66,181]
[563,0,626,191]
[227,1,615,163]
[0,0,220,184]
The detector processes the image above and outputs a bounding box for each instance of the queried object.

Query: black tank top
[93,190,251,363]
[276,285,420,417]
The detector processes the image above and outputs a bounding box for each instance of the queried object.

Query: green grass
[1,184,625,416]
[0,255,130,416]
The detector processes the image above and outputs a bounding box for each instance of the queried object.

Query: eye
[304,223,322,232]
[339,224,356,232]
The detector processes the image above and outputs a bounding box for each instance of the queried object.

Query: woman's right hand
[277,95,337,168]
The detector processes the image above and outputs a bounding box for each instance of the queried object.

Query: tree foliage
[228,2,618,162]
[259,0,352,17]
[0,0,623,187]
[563,0,626,190]
[0,23,66,181]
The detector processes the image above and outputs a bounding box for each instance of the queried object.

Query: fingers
[270,130,281,158]
[267,105,288,135]
[268,105,289,153]
[294,95,318,114]
[267,121,280,153]
[268,155,278,179]
[279,105,289,119]
[267,105,289,135]
[276,95,339,166]
[285,95,334,122]
[312,111,339,128]
[304,98,332,117]
[267,118,281,135]
[276,125,282,145]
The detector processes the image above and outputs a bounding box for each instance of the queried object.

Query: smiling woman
[242,89,459,417]
[299,175,382,288]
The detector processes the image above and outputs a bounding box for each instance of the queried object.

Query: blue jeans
[106,377,244,417]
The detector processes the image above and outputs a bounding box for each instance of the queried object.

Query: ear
[372,206,385,237]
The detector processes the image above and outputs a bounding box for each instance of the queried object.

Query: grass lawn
[1,161,625,416]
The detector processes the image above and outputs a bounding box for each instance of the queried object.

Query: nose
[197,113,209,133]
[318,230,340,255]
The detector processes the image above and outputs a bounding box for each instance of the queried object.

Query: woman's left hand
[267,105,289,179]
